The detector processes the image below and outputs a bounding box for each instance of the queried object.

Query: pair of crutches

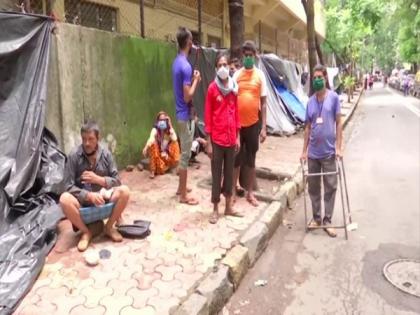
[300,158,356,240]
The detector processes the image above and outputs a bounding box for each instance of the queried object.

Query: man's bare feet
[77,231,92,252]
[176,187,192,195]
[246,194,259,207]
[179,196,199,205]
[105,227,123,242]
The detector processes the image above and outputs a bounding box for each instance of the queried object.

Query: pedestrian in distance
[300,64,344,238]
[232,40,268,207]
[204,53,242,224]
[172,26,201,205]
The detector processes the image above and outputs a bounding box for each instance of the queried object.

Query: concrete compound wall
[46,22,177,167]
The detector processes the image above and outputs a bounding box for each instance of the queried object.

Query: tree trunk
[315,35,324,65]
[302,0,317,95]
[228,0,244,59]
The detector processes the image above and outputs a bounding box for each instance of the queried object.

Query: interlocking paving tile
[127,286,159,309]
[90,269,120,287]
[108,278,138,296]
[121,305,157,315]
[147,296,179,315]
[152,279,182,299]
[142,258,164,274]
[52,291,86,315]
[174,271,204,292]
[81,285,113,308]
[155,264,182,281]
[70,304,106,315]
[133,271,162,290]
[176,257,196,274]
[99,294,133,315]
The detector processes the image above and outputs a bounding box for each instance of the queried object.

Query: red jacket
[204,81,240,147]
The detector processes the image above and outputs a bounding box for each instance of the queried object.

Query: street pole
[198,0,202,45]
[258,20,262,52]
[140,0,145,38]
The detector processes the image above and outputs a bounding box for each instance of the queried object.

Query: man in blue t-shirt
[301,64,343,237]
[172,27,201,205]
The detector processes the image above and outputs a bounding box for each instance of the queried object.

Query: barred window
[64,0,117,32]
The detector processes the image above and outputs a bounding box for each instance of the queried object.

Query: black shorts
[234,122,259,168]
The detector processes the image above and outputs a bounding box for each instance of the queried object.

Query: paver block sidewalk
[14,153,270,315]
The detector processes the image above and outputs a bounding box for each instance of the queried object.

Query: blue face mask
[157,120,168,130]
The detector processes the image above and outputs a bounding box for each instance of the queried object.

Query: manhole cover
[383,259,420,297]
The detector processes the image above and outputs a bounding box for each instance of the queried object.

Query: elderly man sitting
[59,121,130,251]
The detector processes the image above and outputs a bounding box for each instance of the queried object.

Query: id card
[316,117,323,124]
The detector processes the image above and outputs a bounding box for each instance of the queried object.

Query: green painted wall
[46,23,177,167]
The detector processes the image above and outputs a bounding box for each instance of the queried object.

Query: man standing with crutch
[300,65,343,238]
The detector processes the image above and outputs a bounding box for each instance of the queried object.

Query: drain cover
[383,259,420,297]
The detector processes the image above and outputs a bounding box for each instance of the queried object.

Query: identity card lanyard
[316,98,324,124]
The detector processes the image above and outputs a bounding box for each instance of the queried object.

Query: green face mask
[243,56,255,69]
[312,77,325,91]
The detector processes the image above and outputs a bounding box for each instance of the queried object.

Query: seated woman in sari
[142,111,180,178]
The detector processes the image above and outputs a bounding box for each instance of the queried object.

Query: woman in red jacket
[205,53,242,224]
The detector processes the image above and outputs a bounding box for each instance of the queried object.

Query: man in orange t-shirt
[232,40,267,207]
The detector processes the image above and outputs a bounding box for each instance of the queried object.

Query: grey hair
[81,121,100,138]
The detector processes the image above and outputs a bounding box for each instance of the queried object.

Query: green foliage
[324,0,419,71]
[343,76,356,89]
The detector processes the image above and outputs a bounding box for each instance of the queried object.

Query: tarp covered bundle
[0,12,65,314]
[260,54,309,128]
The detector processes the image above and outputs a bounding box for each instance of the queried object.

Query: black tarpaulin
[0,12,65,314]
[188,46,219,120]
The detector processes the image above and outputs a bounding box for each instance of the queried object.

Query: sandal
[179,196,199,205]
[209,212,219,224]
[246,195,259,207]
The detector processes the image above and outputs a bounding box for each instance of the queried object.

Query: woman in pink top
[205,53,242,224]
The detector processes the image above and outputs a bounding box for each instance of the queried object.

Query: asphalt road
[224,85,420,315]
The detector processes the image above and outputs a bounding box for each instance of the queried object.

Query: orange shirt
[234,68,266,127]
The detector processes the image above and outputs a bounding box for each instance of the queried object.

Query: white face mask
[216,66,229,80]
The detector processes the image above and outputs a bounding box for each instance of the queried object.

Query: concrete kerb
[174,91,363,314]
[343,88,364,128]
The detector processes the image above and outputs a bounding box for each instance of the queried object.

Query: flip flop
[117,220,151,239]
[179,197,199,205]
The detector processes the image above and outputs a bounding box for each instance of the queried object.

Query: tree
[396,0,419,71]
[302,0,324,65]
[323,0,418,74]
[228,0,244,59]
[302,0,318,94]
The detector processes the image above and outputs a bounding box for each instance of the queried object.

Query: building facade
[18,0,325,64]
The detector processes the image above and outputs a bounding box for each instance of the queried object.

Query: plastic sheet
[0,12,65,314]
